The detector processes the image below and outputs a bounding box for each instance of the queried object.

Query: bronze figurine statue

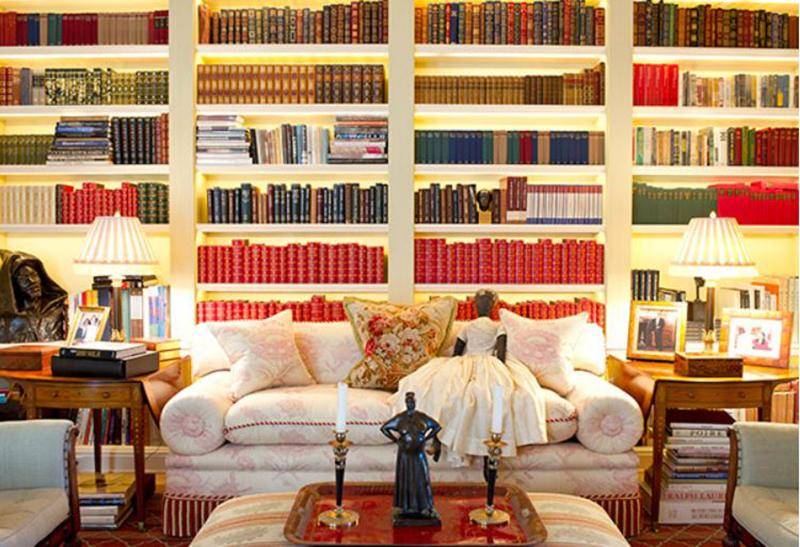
[381,392,443,527]
[0,250,67,343]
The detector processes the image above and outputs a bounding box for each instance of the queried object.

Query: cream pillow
[572,323,607,375]
[204,310,312,400]
[499,310,588,396]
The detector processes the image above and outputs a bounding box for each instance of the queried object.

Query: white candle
[491,385,504,434]
[335,382,348,433]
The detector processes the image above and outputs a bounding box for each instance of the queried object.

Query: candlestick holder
[469,432,510,527]
[317,430,360,529]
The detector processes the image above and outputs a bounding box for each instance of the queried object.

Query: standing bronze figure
[381,392,442,527]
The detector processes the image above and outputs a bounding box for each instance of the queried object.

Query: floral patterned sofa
[160,321,644,537]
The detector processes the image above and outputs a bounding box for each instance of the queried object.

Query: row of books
[414,1,605,45]
[634,64,798,107]
[0,11,169,46]
[71,279,171,340]
[198,1,388,45]
[0,135,51,165]
[415,181,603,225]
[632,126,798,167]
[414,65,604,105]
[633,182,799,226]
[205,183,388,225]
[0,68,168,106]
[0,182,168,225]
[633,1,798,49]
[415,130,605,166]
[197,241,386,284]
[196,296,606,328]
[414,238,604,284]
[196,64,386,105]
[631,269,661,302]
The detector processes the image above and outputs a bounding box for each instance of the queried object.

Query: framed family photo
[627,301,688,362]
[66,306,109,346]
[719,309,793,368]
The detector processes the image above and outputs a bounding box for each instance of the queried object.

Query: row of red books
[414,238,604,285]
[713,181,798,226]
[634,64,678,106]
[197,240,385,284]
[454,296,605,328]
[735,127,798,167]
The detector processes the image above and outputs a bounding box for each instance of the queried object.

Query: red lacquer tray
[283,482,547,546]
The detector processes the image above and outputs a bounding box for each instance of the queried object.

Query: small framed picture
[67,306,110,346]
[627,301,688,362]
[720,309,794,368]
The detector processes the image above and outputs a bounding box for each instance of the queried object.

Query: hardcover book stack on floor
[78,473,136,530]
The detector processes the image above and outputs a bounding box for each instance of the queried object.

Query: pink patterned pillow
[499,310,588,396]
[206,310,307,400]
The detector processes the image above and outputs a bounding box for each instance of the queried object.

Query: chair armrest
[161,370,234,455]
[0,420,76,491]
[566,371,644,454]
[733,422,798,489]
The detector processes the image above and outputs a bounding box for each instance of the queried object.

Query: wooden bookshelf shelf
[414,224,604,235]
[0,165,170,176]
[0,224,169,235]
[0,45,168,60]
[415,283,605,294]
[197,164,389,176]
[633,46,799,64]
[196,44,389,58]
[415,45,605,60]
[633,224,798,236]
[633,106,799,122]
[631,166,798,179]
[197,283,389,294]
[196,104,389,117]
[415,104,605,118]
[0,105,169,118]
[197,223,388,235]
[415,165,606,176]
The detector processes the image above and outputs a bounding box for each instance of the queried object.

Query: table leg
[758,387,773,422]
[649,389,667,531]
[92,408,105,487]
[131,401,146,531]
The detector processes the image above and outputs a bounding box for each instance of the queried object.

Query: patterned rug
[78,493,726,546]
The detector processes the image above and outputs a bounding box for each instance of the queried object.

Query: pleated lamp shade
[669,213,758,280]
[74,215,157,277]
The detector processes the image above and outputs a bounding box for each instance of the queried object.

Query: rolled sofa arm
[566,371,644,454]
[161,371,234,455]
[0,419,76,491]
[733,422,798,489]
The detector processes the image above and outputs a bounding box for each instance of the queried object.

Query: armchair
[0,420,80,546]
[724,422,799,547]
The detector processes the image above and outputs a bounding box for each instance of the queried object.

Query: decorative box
[674,352,743,378]
[0,345,59,371]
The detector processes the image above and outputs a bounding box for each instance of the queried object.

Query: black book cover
[52,351,159,379]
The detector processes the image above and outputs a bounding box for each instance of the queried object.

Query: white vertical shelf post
[388,0,415,304]
[605,1,634,350]
[169,0,197,342]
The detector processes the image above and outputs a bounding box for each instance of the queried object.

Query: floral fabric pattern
[344,297,456,389]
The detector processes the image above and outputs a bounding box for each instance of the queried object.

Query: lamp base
[469,507,510,527]
[317,507,359,529]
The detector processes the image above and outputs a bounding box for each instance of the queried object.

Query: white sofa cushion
[0,488,69,547]
[566,371,644,454]
[294,322,362,384]
[543,388,578,443]
[572,323,606,375]
[224,384,392,446]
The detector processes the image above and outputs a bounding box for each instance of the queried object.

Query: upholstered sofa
[160,321,644,537]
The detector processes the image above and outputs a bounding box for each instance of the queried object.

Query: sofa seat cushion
[0,487,68,547]
[733,486,798,547]
[542,388,578,443]
[224,384,392,446]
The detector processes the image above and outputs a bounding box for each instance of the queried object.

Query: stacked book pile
[79,474,136,530]
[197,240,386,284]
[196,115,251,166]
[47,116,112,165]
[52,342,158,379]
[0,135,52,165]
[329,116,388,164]
[414,238,604,285]
[643,421,731,524]
[248,124,329,165]
[454,296,605,327]
[197,296,347,323]
[132,337,181,366]
[205,182,388,224]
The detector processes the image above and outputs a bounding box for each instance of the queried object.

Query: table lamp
[669,213,758,352]
[74,214,158,341]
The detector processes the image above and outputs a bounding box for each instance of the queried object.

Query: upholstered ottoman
[191,491,629,546]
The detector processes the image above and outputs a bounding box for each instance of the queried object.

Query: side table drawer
[34,385,131,406]
[665,384,764,407]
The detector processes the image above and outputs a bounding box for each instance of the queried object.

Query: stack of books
[643,421,731,524]
[78,473,135,530]
[47,117,112,165]
[329,116,388,164]
[52,342,158,379]
[131,337,180,366]
[196,115,251,166]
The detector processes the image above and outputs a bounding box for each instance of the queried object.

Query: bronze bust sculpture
[0,250,67,343]
[381,392,442,527]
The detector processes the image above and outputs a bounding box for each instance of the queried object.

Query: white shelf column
[605,1,634,351]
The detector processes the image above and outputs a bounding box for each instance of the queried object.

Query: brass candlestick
[317,430,359,529]
[469,432,510,527]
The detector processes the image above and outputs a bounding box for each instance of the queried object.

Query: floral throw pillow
[499,310,589,396]
[344,297,456,390]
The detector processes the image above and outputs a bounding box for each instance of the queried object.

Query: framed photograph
[627,301,688,362]
[66,306,109,346]
[720,309,793,368]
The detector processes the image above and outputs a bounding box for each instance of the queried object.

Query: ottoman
[191,492,629,546]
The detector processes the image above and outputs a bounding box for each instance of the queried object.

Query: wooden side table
[0,356,189,531]
[607,352,797,531]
